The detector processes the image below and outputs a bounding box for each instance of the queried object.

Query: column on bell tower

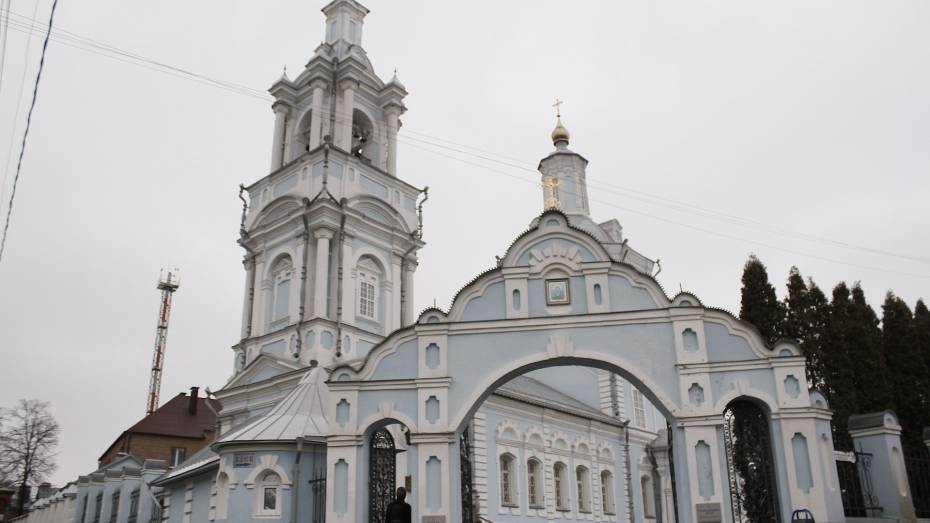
[335,80,356,151]
[308,80,327,150]
[270,102,291,171]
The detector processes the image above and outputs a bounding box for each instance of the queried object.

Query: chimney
[188,387,199,415]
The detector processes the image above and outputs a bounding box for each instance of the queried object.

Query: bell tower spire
[538,100,590,216]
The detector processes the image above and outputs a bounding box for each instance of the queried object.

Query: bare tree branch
[0,399,60,516]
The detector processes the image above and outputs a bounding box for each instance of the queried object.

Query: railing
[905,447,930,518]
[835,450,882,518]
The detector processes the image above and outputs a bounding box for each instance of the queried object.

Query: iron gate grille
[308,473,326,523]
[369,429,396,523]
[723,401,779,523]
[460,427,477,523]
[835,450,881,518]
[905,447,930,518]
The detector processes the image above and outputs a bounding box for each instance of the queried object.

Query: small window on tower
[356,257,382,321]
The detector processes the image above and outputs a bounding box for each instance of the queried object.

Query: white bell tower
[231,0,425,376]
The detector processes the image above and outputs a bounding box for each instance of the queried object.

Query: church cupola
[538,103,590,217]
[322,0,369,47]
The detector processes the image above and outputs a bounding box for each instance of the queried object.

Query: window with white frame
[357,257,381,321]
[93,493,102,523]
[256,471,282,517]
[554,462,569,511]
[527,458,544,508]
[128,489,139,523]
[500,453,517,506]
[632,389,646,428]
[108,491,120,523]
[642,475,657,518]
[601,470,615,515]
[576,465,591,513]
[270,257,293,329]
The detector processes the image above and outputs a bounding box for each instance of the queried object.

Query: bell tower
[232,0,425,376]
[538,109,591,217]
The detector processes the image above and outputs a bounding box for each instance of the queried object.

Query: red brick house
[98,387,220,468]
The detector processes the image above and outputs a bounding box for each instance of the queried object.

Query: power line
[400,137,930,280]
[2,8,927,271]
[0,1,43,224]
[0,0,59,264]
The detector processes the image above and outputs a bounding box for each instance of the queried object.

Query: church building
[58,2,852,523]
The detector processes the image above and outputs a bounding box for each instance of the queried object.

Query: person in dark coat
[385,487,411,523]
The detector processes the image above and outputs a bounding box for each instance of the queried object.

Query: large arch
[323,210,843,523]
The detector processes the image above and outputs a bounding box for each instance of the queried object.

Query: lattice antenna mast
[146,269,180,415]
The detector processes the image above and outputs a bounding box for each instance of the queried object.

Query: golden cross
[541,176,561,208]
[552,98,564,118]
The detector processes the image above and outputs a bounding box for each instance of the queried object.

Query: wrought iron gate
[723,400,779,523]
[308,472,327,523]
[460,426,477,523]
[905,446,930,518]
[835,450,880,517]
[369,429,397,523]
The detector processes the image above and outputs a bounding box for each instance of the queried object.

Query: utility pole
[146,269,180,415]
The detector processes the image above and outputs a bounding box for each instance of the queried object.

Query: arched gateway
[325,210,844,523]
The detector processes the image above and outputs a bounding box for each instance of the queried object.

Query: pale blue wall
[369,340,417,380]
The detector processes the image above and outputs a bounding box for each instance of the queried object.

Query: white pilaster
[337,82,355,150]
[309,82,326,149]
[342,238,356,324]
[251,253,267,337]
[402,262,415,326]
[313,229,333,319]
[240,259,254,339]
[270,104,290,171]
[385,106,401,175]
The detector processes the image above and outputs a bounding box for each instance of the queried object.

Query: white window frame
[270,258,293,329]
[554,461,569,511]
[254,471,282,518]
[526,458,544,509]
[632,389,646,428]
[356,258,381,321]
[601,469,616,515]
[576,465,592,513]
[499,453,517,507]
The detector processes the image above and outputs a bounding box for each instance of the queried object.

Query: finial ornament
[552,98,564,118]
[541,176,562,209]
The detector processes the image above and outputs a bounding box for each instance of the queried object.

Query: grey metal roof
[218,366,330,443]
[494,375,622,426]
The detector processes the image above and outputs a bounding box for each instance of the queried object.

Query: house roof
[494,375,623,426]
[151,445,219,486]
[99,392,221,461]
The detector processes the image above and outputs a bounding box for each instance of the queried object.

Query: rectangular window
[263,487,277,510]
[170,447,186,467]
[274,279,290,321]
[632,389,646,428]
[109,491,120,523]
[149,496,163,523]
[349,21,357,43]
[93,493,103,523]
[359,282,375,318]
[128,489,139,523]
[234,453,255,467]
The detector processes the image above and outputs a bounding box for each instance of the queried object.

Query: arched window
[256,471,282,517]
[601,470,615,515]
[269,256,293,330]
[499,453,517,506]
[642,475,656,518]
[576,465,591,513]
[214,472,230,520]
[554,462,569,511]
[527,458,543,508]
[351,109,376,161]
[295,110,313,154]
[357,257,382,321]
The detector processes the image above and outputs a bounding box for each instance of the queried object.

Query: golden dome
[551,118,570,144]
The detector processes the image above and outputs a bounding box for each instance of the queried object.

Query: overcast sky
[0,0,928,486]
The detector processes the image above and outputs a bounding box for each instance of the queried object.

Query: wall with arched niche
[324,210,844,523]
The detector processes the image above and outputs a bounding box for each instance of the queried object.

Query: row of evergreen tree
[738,255,930,451]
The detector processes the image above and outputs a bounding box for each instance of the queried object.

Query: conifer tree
[847,284,891,412]
[882,293,930,449]
[821,283,860,450]
[739,255,784,345]
[915,299,930,382]
[783,267,822,385]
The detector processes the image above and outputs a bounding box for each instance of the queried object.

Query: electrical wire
[0,0,11,92]
[400,137,930,280]
[0,0,59,264]
[0,0,42,225]
[1,8,927,271]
